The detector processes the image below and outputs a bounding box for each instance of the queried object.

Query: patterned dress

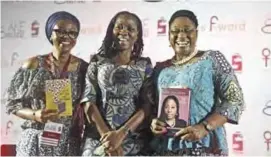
[5,54,88,156]
[80,54,153,156]
[150,50,245,156]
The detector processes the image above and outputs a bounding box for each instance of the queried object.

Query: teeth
[176,41,189,47]
[119,38,128,41]
[61,41,70,45]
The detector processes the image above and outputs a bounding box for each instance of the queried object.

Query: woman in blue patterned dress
[148,9,245,156]
[80,11,153,156]
[5,11,88,156]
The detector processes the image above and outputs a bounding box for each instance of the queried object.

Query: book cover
[45,79,73,117]
[158,87,191,136]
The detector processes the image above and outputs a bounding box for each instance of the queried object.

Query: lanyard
[49,53,71,79]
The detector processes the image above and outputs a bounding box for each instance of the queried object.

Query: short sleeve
[144,57,153,79]
[6,68,39,114]
[80,56,99,105]
[210,51,245,124]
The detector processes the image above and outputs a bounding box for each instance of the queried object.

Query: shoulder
[71,55,88,65]
[136,57,153,67]
[154,59,173,70]
[205,50,227,60]
[22,56,40,69]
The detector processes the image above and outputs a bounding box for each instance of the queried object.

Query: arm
[204,51,245,130]
[81,56,110,135]
[6,57,58,123]
[175,51,245,140]
[120,58,154,134]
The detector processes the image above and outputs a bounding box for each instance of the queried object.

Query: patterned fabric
[5,54,88,156]
[80,54,153,156]
[150,50,245,155]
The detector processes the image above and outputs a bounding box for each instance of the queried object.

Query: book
[45,79,73,117]
[158,87,191,136]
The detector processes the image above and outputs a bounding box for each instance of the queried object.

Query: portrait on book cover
[159,95,187,129]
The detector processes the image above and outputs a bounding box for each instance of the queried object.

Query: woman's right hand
[150,118,167,135]
[34,109,59,123]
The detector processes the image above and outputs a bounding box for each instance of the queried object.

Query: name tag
[40,122,63,147]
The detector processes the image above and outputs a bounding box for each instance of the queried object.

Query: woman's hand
[34,109,59,123]
[150,118,167,135]
[100,128,126,152]
[174,124,209,141]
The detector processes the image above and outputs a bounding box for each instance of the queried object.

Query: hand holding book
[33,109,59,123]
[173,123,209,141]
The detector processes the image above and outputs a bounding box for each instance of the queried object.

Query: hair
[168,9,198,28]
[159,95,180,121]
[97,11,144,60]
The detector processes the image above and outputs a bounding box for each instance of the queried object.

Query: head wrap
[45,11,80,44]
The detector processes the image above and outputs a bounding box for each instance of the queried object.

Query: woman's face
[51,19,79,53]
[164,99,178,120]
[169,16,197,56]
[113,14,139,51]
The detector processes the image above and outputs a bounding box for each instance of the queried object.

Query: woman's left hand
[100,129,126,152]
[174,124,209,141]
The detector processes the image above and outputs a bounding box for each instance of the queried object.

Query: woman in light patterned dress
[147,10,245,156]
[5,11,88,156]
[80,11,153,156]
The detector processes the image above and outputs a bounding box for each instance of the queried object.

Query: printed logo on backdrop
[262,48,270,68]
[261,17,271,34]
[157,17,167,36]
[264,131,271,151]
[142,18,149,38]
[54,0,86,4]
[232,131,244,154]
[1,52,20,68]
[1,21,26,39]
[263,100,271,116]
[232,53,242,73]
[199,16,246,32]
[80,24,102,36]
[31,20,40,37]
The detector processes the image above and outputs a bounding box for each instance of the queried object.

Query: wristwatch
[201,120,213,132]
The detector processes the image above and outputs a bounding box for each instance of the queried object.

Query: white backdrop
[1,1,271,156]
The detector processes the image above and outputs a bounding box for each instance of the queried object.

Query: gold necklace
[172,49,198,65]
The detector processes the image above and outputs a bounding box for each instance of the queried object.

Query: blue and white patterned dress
[80,54,153,156]
[150,50,245,156]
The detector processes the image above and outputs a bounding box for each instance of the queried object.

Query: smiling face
[169,16,198,56]
[112,14,139,51]
[51,19,79,54]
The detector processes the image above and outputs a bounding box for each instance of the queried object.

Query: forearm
[122,109,145,132]
[204,113,227,129]
[15,108,36,121]
[85,102,110,135]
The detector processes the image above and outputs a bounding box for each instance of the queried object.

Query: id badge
[40,122,63,146]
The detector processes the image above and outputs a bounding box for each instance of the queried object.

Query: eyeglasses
[53,29,79,39]
[170,27,197,35]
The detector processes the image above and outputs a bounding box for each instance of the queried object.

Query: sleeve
[211,51,245,124]
[80,56,99,105]
[137,58,154,118]
[6,68,38,114]
[144,57,153,79]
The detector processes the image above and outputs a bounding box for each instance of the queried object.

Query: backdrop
[1,1,271,156]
